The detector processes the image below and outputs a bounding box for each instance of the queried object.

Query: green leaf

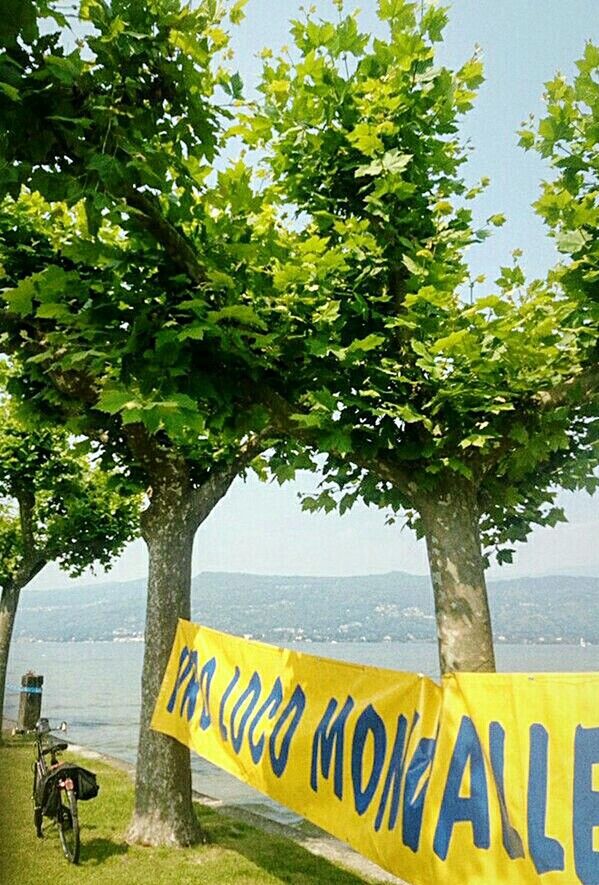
[230,72,244,99]
[518,129,535,150]
[356,150,412,178]
[178,325,206,341]
[4,278,35,315]
[36,302,71,320]
[459,434,494,449]
[321,428,353,454]
[394,404,423,424]
[346,334,385,354]
[431,329,469,354]
[169,30,209,66]
[347,123,384,157]
[496,548,515,565]
[209,305,267,329]
[0,81,20,102]
[402,254,424,276]
[96,388,136,415]
[229,0,248,24]
[557,229,589,254]
[313,300,340,324]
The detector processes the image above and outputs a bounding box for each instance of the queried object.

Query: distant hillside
[13,571,599,645]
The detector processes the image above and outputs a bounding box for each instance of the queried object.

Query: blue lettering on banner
[166,646,192,714]
[248,678,283,764]
[179,650,199,721]
[198,657,216,730]
[351,704,387,816]
[269,684,306,777]
[231,672,262,754]
[403,733,437,853]
[165,647,216,726]
[528,724,565,874]
[219,666,240,742]
[573,725,599,885]
[311,696,355,799]
[374,714,408,832]
[489,721,525,859]
[433,716,489,861]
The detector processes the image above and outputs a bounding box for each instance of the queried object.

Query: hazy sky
[32,0,599,589]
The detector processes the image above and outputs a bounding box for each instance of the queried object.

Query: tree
[0,392,138,740]
[0,0,296,846]
[247,4,599,673]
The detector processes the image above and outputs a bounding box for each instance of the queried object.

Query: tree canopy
[245,2,598,550]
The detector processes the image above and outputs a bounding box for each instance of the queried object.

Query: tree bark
[419,481,496,675]
[0,586,20,742]
[126,462,236,847]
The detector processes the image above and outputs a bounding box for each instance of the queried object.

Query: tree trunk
[419,481,496,675]
[126,464,236,847]
[0,586,20,742]
[126,469,200,847]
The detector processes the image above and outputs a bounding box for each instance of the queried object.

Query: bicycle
[31,717,99,864]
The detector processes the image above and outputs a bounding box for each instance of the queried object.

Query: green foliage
[520,41,598,328]
[0,1,293,487]
[0,1,596,571]
[0,391,139,591]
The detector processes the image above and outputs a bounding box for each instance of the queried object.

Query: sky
[31,0,599,589]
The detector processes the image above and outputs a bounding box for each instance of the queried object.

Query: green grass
[0,738,383,884]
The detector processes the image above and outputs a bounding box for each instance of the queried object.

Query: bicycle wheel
[32,763,43,838]
[58,788,80,864]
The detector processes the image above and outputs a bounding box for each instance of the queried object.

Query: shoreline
[11,636,596,646]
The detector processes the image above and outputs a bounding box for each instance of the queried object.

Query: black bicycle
[31,717,99,864]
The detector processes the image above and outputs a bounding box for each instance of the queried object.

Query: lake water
[5,638,598,822]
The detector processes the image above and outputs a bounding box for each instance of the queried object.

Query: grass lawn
[0,737,386,885]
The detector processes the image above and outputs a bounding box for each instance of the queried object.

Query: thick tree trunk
[0,586,20,742]
[126,462,236,847]
[419,481,496,675]
[126,472,200,847]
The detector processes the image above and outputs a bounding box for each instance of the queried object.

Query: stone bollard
[17,672,43,731]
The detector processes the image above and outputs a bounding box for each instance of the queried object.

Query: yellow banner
[151,620,599,885]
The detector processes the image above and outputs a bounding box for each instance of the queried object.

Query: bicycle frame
[31,720,80,863]
[33,735,75,798]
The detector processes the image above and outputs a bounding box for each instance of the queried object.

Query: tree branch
[259,385,418,500]
[123,421,192,486]
[17,490,36,555]
[13,492,47,590]
[481,363,599,476]
[124,188,206,285]
[535,364,599,411]
[13,555,47,591]
[189,430,272,528]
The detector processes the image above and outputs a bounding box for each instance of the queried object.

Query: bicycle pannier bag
[36,767,63,817]
[37,763,99,814]
[75,766,99,801]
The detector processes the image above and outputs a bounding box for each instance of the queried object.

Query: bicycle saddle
[42,739,69,755]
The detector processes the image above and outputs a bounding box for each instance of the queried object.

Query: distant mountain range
[14,571,599,645]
